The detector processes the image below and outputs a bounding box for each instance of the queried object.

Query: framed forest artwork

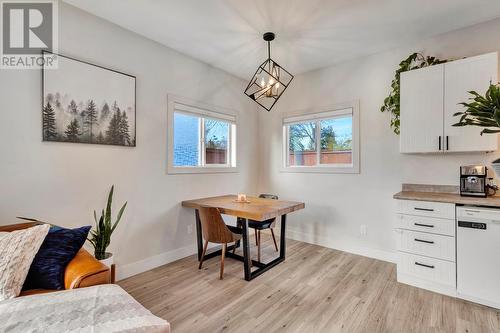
[42,51,136,146]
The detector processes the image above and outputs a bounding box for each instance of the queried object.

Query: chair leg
[270,228,279,252]
[220,243,226,280]
[199,240,208,269]
[257,230,261,262]
[232,241,236,254]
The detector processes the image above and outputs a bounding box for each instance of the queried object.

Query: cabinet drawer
[395,229,455,261]
[395,214,455,236]
[398,252,456,287]
[396,199,455,219]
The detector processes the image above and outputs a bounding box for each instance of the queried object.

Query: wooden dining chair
[198,206,242,280]
[248,194,279,262]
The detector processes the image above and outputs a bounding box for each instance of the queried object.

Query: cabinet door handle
[446,136,449,150]
[415,262,435,269]
[438,136,441,151]
[414,223,434,228]
[414,238,434,244]
[414,207,434,212]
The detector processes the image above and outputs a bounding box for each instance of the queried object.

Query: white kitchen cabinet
[400,64,444,153]
[400,52,498,153]
[444,53,498,152]
[395,214,455,236]
[396,229,455,261]
[395,196,500,308]
[396,199,455,219]
[398,252,456,291]
[394,199,457,296]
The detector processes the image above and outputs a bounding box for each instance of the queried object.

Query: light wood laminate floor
[119,233,500,333]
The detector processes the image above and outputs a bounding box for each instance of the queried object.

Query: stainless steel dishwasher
[456,206,500,309]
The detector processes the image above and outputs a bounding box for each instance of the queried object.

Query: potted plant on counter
[453,83,500,134]
[453,83,500,176]
[88,185,127,267]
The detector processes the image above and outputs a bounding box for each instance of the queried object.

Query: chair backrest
[198,207,236,244]
[259,194,278,224]
[259,194,278,200]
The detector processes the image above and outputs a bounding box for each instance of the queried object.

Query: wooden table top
[181,195,305,221]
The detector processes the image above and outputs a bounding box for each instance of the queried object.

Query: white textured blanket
[0,284,170,333]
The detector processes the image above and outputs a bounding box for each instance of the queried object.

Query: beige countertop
[393,184,500,207]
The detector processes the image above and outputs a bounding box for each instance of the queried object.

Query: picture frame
[42,51,136,147]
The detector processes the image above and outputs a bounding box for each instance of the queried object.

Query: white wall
[258,18,500,262]
[0,3,260,279]
[2,3,500,279]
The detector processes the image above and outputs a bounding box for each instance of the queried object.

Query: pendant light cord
[268,41,271,72]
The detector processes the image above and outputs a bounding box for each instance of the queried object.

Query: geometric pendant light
[244,32,294,111]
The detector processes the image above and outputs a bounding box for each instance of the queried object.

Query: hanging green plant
[452,83,500,135]
[380,53,448,134]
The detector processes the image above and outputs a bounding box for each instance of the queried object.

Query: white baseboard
[116,230,258,281]
[397,272,457,298]
[457,292,500,310]
[286,227,397,264]
[399,272,500,309]
[116,244,197,281]
[116,228,395,281]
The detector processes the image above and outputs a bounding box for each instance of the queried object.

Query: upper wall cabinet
[400,64,444,153]
[400,52,498,154]
[444,53,498,152]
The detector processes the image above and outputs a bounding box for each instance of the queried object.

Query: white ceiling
[64,0,500,80]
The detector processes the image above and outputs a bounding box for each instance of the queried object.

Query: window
[288,121,317,166]
[283,103,359,173]
[204,118,230,165]
[168,95,237,174]
[173,113,200,167]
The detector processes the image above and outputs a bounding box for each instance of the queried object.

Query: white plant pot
[98,252,114,267]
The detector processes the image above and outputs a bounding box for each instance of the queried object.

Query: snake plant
[453,83,500,135]
[88,185,127,260]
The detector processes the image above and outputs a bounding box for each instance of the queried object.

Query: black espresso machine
[460,165,488,197]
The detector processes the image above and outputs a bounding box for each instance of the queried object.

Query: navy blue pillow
[23,225,91,290]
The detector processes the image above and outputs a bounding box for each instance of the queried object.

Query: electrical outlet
[187,225,193,234]
[360,224,367,236]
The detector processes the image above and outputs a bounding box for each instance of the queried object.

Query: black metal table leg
[241,218,252,281]
[195,209,203,261]
[280,214,286,259]
[194,212,288,281]
[235,217,242,248]
[245,214,286,280]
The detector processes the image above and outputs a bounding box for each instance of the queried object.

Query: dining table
[181,195,305,281]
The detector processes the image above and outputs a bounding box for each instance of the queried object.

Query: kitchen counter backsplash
[395,183,500,208]
[401,184,459,194]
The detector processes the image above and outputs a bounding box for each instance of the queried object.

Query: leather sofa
[0,222,110,296]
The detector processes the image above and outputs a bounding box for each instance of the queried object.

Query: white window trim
[281,101,360,174]
[167,94,239,174]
